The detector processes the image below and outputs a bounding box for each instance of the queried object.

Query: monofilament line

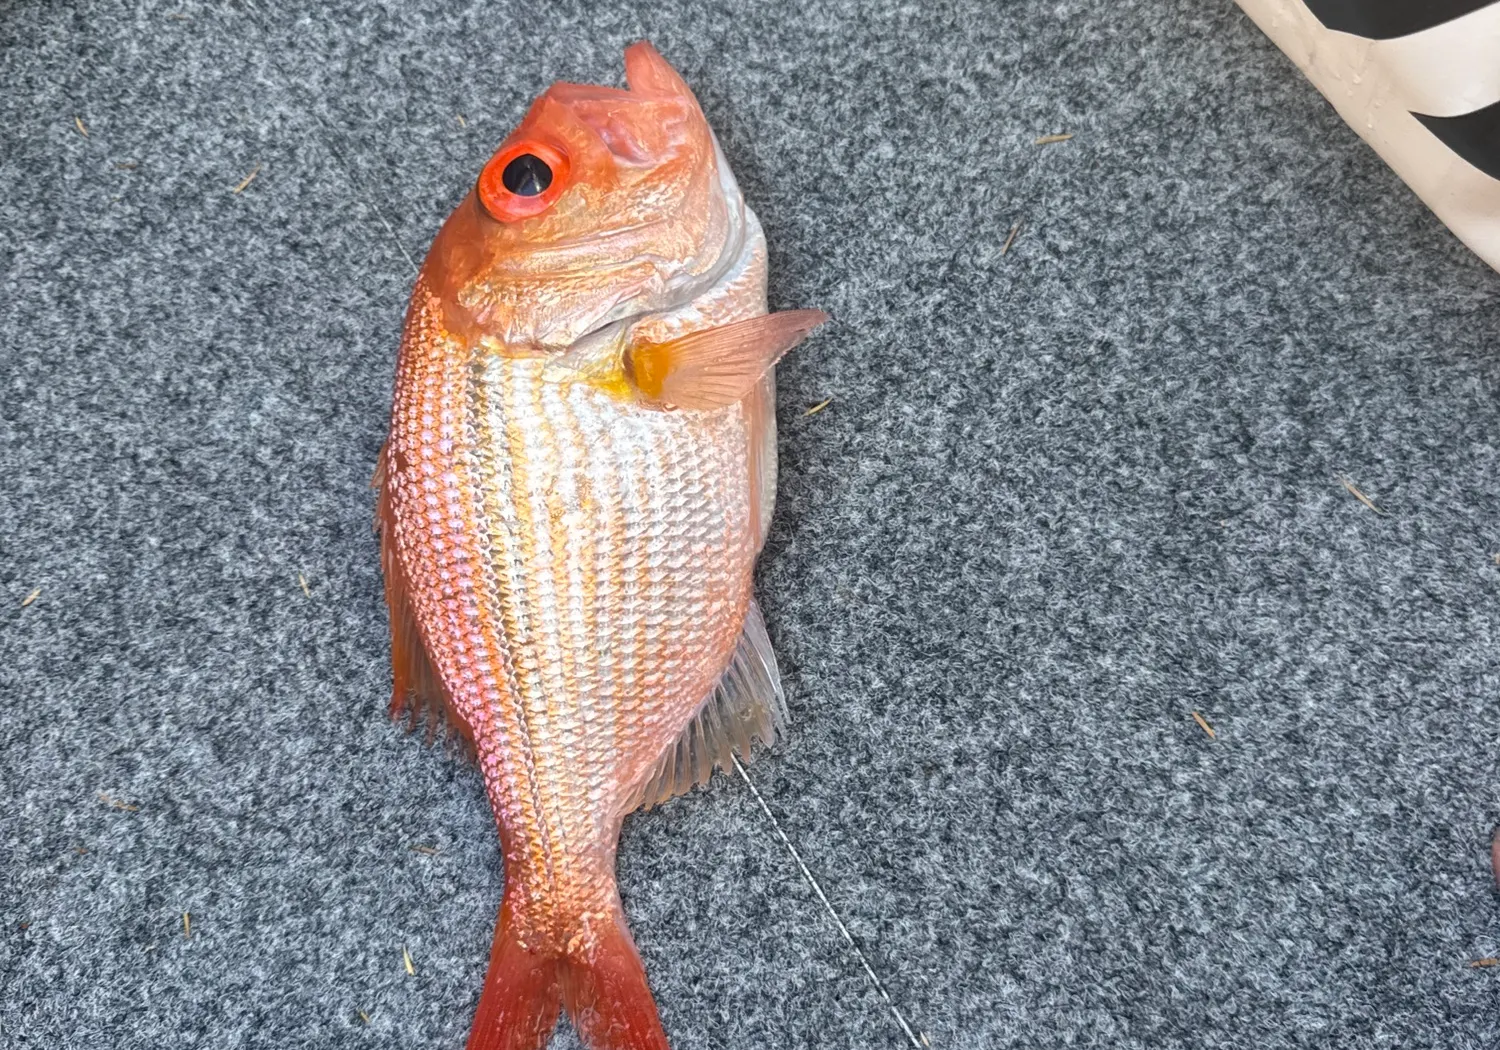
[733,755,923,1049]
[241,0,421,278]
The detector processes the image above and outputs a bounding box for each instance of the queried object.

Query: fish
[375,42,827,1050]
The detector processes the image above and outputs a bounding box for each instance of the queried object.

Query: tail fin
[560,909,669,1050]
[466,899,668,1050]
[465,901,563,1050]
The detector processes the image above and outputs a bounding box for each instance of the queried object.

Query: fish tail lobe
[465,899,565,1050]
[560,907,670,1050]
[466,895,667,1050]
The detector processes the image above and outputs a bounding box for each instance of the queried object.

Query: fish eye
[477,141,570,222]
[502,154,552,196]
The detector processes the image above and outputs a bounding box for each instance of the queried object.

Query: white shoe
[1235,0,1500,271]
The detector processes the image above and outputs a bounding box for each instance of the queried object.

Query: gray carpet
[4,1,1500,1047]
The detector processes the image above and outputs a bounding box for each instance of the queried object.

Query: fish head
[422,42,747,353]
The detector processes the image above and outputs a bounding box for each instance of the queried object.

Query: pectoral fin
[624,309,828,410]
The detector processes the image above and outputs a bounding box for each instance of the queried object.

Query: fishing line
[239,1,421,277]
[734,756,925,1050]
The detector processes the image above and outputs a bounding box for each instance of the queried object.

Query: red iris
[477,140,571,222]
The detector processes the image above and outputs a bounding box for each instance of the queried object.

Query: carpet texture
[3,1,1499,1048]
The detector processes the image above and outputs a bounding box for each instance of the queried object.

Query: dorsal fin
[625,600,787,813]
[374,443,475,757]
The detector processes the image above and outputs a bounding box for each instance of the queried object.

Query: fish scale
[395,342,758,939]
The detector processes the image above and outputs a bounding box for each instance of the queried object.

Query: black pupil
[502,153,553,197]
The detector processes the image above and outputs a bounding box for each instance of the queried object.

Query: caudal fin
[466,900,668,1050]
[465,902,564,1050]
[560,908,669,1050]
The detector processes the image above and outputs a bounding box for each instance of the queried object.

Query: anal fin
[375,442,475,756]
[625,599,787,812]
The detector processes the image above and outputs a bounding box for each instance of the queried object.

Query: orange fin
[625,309,828,410]
[467,894,666,1050]
[744,371,778,550]
[466,899,564,1050]
[623,41,693,100]
[560,908,669,1050]
[375,443,474,754]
